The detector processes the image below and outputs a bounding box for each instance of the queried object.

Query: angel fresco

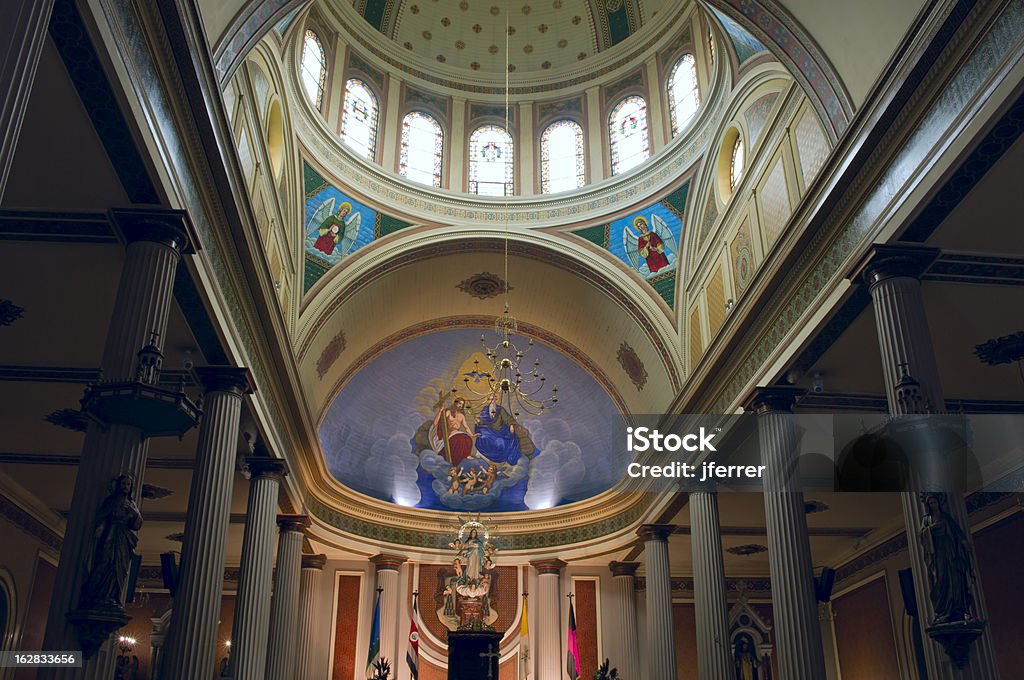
[622,213,678,277]
[306,197,362,261]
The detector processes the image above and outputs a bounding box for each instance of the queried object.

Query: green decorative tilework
[574,224,610,248]
[374,213,413,238]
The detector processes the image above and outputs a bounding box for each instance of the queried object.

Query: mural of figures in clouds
[317,328,626,512]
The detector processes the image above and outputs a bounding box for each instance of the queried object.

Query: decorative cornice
[637,523,675,542]
[109,208,199,255]
[742,386,805,414]
[245,456,289,480]
[302,553,327,570]
[847,244,940,287]
[0,493,62,551]
[0,210,116,243]
[370,553,408,571]
[609,561,640,577]
[530,559,568,575]
[194,366,256,395]
[277,513,311,533]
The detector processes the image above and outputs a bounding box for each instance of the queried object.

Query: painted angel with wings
[622,213,677,276]
[308,197,361,259]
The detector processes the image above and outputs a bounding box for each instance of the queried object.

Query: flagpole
[407,591,420,680]
[566,593,581,680]
[519,592,530,680]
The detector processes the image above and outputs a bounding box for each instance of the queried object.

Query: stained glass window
[668,54,700,136]
[400,111,443,187]
[609,96,649,175]
[540,119,585,194]
[300,30,326,110]
[730,134,745,190]
[340,78,378,161]
[469,125,514,196]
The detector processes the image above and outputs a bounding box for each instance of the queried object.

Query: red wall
[832,577,901,680]
[974,512,1024,678]
[332,574,362,680]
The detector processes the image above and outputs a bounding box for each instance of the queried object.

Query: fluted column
[689,489,733,680]
[41,210,194,680]
[744,387,826,680]
[531,559,566,680]
[230,457,289,680]
[854,245,1000,679]
[163,367,253,678]
[371,554,407,670]
[0,0,55,201]
[297,554,327,680]
[639,524,676,680]
[266,515,310,678]
[609,562,641,679]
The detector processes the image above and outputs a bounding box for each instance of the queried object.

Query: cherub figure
[447,466,462,496]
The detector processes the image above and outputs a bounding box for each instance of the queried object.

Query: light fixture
[458,20,557,418]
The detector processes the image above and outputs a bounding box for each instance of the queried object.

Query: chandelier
[459,21,557,418]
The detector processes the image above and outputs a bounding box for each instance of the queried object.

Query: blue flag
[367,589,382,679]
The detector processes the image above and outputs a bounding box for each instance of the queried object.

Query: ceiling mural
[318,328,626,512]
[572,181,688,308]
[303,161,413,292]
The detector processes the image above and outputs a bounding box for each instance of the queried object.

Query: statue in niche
[80,474,143,609]
[919,492,975,623]
[441,520,499,630]
[733,632,766,680]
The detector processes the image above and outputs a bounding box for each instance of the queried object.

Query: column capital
[637,524,676,542]
[609,561,641,577]
[109,208,198,255]
[245,456,289,480]
[302,553,327,570]
[277,514,310,533]
[742,385,806,414]
[194,366,255,396]
[847,244,940,288]
[530,558,567,575]
[370,554,407,571]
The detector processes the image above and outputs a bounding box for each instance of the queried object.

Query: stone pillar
[609,562,641,679]
[230,458,289,680]
[585,86,604,181]
[0,0,55,201]
[163,367,253,678]
[645,56,667,151]
[853,245,1000,679]
[380,75,402,172]
[40,210,194,680]
[372,554,407,670]
[296,554,327,680]
[519,100,535,194]
[266,515,310,678]
[689,489,733,680]
[531,559,566,680]
[744,387,826,680]
[449,97,467,190]
[639,524,676,680]
[818,601,842,680]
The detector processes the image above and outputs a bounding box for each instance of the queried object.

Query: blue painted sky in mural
[608,201,684,280]
[304,184,376,266]
[318,328,627,512]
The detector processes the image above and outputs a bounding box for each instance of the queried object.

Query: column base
[447,630,502,680]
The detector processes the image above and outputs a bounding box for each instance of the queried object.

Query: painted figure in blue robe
[474,392,522,465]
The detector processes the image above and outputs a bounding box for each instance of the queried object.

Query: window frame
[300,29,327,111]
[468,123,515,196]
[399,110,445,188]
[608,95,651,176]
[540,118,586,194]
[340,77,380,162]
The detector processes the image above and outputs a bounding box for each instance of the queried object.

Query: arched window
[668,54,700,136]
[609,96,649,175]
[540,120,585,194]
[400,111,444,187]
[300,29,326,110]
[469,125,514,196]
[730,134,745,190]
[340,79,379,161]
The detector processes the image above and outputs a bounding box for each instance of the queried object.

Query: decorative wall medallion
[617,342,648,391]
[45,408,88,432]
[0,299,25,326]
[974,331,1024,366]
[457,272,511,300]
[730,217,754,293]
[804,499,830,514]
[316,330,347,380]
[726,544,769,556]
[141,484,173,500]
